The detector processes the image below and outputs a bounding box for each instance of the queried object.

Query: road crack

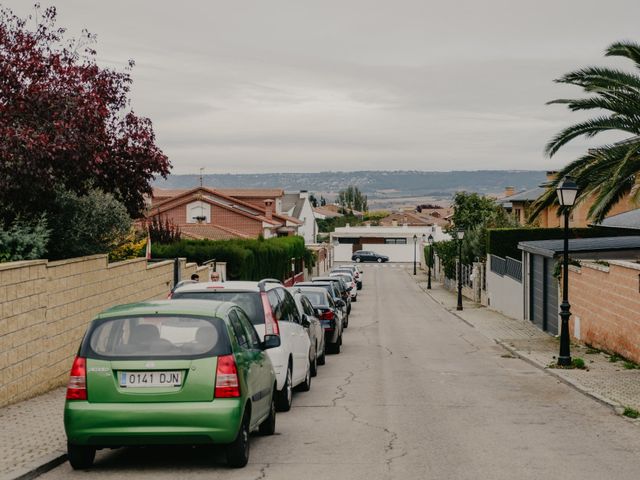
[253,462,270,480]
[331,371,354,406]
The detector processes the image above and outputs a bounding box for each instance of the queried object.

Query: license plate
[119,371,182,388]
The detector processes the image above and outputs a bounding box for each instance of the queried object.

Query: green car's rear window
[83,315,230,360]
[172,291,265,325]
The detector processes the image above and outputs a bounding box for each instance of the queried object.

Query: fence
[489,254,522,282]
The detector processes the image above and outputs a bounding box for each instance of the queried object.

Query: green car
[64,300,280,469]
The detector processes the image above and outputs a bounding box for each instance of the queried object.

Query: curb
[1,453,67,480]
[414,273,634,421]
[495,339,625,415]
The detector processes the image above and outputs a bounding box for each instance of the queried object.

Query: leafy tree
[316,214,363,233]
[0,5,170,225]
[531,41,640,223]
[320,196,327,206]
[309,193,319,208]
[45,189,132,260]
[146,216,182,244]
[451,191,515,262]
[0,216,49,262]
[337,185,368,212]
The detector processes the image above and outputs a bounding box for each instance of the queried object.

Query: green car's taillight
[215,355,240,398]
[66,356,87,400]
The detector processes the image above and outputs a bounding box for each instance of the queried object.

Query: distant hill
[155,170,547,201]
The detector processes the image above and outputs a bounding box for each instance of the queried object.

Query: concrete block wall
[0,255,201,408]
[569,260,640,364]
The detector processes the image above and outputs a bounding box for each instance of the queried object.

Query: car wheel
[352,295,357,302]
[297,362,311,392]
[329,336,341,354]
[226,410,250,468]
[259,388,277,436]
[355,257,361,263]
[67,444,95,470]
[343,314,349,329]
[310,345,318,377]
[377,258,383,263]
[275,363,293,412]
[318,345,326,365]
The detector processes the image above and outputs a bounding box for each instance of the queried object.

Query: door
[235,308,272,422]
[544,258,559,335]
[279,289,309,384]
[530,254,545,331]
[228,310,263,426]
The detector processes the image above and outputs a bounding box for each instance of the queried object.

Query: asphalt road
[42,265,640,480]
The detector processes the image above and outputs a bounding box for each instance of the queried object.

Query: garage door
[529,254,558,335]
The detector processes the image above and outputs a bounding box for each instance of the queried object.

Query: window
[236,309,262,349]
[384,238,407,244]
[86,315,229,358]
[301,296,315,316]
[172,291,264,325]
[337,237,358,244]
[229,311,250,349]
[186,201,211,224]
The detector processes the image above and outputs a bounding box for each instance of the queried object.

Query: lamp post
[556,176,578,366]
[456,228,465,311]
[413,234,418,275]
[427,234,434,289]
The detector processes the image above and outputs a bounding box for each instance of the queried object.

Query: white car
[170,279,312,412]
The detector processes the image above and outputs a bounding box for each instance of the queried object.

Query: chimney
[504,186,515,197]
[264,199,274,220]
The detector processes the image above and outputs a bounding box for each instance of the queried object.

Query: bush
[151,236,312,281]
[433,240,458,279]
[0,216,50,262]
[46,189,132,260]
[486,227,640,260]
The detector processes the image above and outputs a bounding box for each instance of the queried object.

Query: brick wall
[0,255,203,407]
[159,203,264,237]
[569,260,640,363]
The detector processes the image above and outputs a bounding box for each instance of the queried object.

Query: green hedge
[487,227,640,260]
[152,236,313,281]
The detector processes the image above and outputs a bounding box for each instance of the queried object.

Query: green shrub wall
[487,227,640,260]
[151,236,312,281]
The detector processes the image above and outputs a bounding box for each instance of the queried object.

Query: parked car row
[63,264,364,470]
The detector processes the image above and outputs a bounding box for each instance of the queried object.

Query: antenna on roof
[199,167,204,187]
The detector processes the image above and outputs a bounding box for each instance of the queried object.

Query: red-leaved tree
[0,5,170,224]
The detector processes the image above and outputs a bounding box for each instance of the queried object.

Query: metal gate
[529,254,558,335]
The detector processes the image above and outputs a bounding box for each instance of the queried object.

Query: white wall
[297,197,318,244]
[334,244,354,262]
[361,243,422,263]
[486,257,524,320]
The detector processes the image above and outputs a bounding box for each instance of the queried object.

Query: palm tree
[530,41,640,223]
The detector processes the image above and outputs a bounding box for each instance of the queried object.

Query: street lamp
[556,176,578,366]
[456,228,465,311]
[413,234,418,275]
[427,234,434,289]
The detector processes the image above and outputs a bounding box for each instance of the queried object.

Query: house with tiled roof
[147,187,302,241]
[281,191,317,244]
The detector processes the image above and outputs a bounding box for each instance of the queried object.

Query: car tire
[318,345,326,365]
[275,363,293,412]
[352,295,357,302]
[343,314,349,329]
[377,258,383,263]
[355,257,361,263]
[226,410,250,468]
[329,336,341,354]
[310,346,318,377]
[259,389,277,436]
[67,444,95,470]
[297,362,311,392]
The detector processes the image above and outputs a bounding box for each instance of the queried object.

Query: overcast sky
[5,0,640,174]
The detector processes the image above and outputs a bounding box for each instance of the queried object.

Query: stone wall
[0,255,206,407]
[569,260,640,364]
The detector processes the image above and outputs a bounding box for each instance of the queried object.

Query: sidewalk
[416,277,640,417]
[0,387,67,480]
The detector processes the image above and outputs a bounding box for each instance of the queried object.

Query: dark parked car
[352,250,389,263]
[294,281,347,331]
[312,276,352,318]
[288,288,326,375]
[331,265,362,290]
[292,286,343,354]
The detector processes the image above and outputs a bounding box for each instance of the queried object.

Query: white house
[330,225,450,262]
[281,190,318,244]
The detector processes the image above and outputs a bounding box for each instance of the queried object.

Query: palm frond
[606,41,640,69]
[544,116,639,157]
[556,67,640,94]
